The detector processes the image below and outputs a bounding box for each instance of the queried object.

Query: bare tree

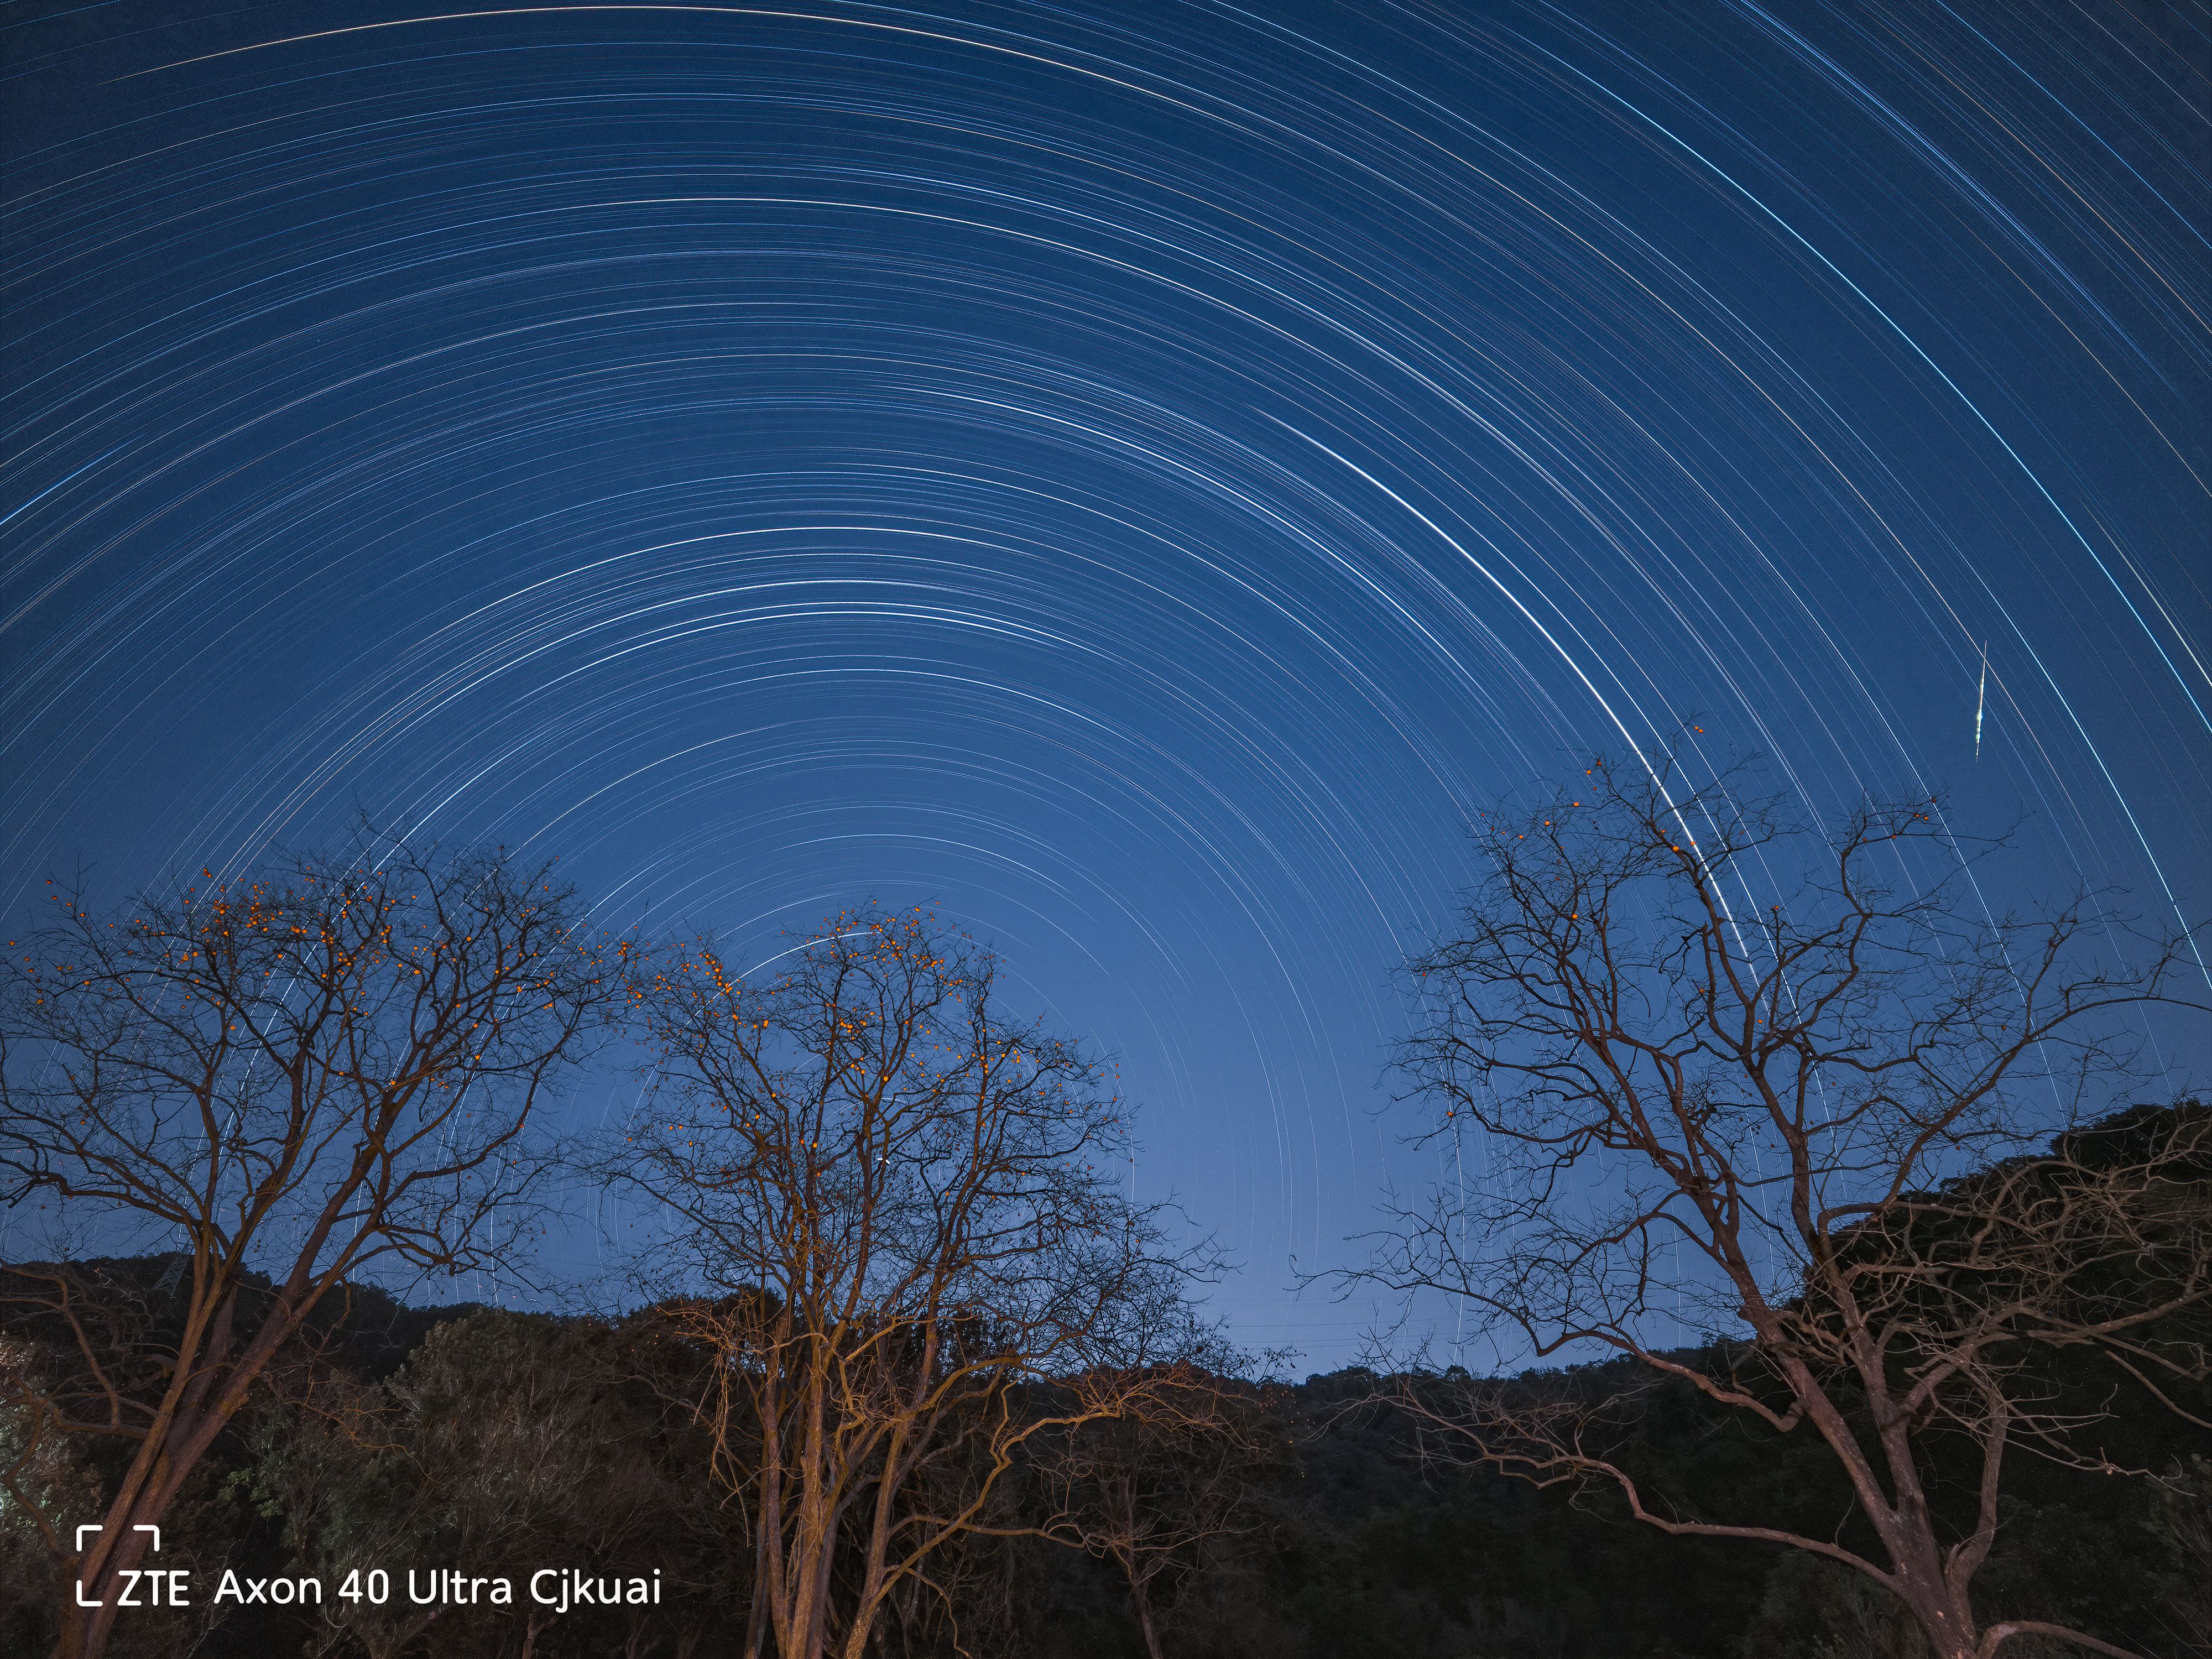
[0,838,626,1659]
[1358,754,2210,1659]
[1035,1353,1290,1659]
[613,906,1217,1659]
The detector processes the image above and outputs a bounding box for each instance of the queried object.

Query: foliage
[0,835,629,1657]
[1359,753,2208,1659]
[4,842,2200,1659]
[4,1175,2206,1659]
[607,906,1224,1659]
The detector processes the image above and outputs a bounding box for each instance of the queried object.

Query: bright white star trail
[3,1,2206,1359]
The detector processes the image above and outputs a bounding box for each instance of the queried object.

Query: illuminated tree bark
[0,838,626,1659]
[618,907,1217,1659]
[1362,753,2209,1659]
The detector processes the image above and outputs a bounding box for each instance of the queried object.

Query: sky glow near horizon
[3,0,2207,1366]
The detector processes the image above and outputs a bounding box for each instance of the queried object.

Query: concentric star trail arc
[3,0,2205,1357]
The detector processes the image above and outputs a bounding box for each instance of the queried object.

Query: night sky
[4,1,2207,1363]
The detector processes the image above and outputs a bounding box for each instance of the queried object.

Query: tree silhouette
[612,906,1220,1659]
[1360,753,2210,1659]
[0,837,627,1659]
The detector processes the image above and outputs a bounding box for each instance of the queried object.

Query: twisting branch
[0,833,628,1659]
[1351,748,2209,1659]
[1027,1352,1292,1659]
[606,905,1222,1659]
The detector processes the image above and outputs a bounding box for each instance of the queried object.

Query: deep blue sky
[4,1,2207,1364]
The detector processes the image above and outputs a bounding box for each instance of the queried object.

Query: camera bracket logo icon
[75,1525,161,1606]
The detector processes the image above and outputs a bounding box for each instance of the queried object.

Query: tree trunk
[46,1598,84,1659]
[55,1477,165,1659]
[1887,1562,1978,1659]
[56,1288,295,1657]
[1131,1580,1166,1659]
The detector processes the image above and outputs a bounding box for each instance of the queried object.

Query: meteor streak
[2,0,2206,1360]
[1975,642,1988,760]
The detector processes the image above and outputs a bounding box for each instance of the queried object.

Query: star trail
[3,1,2206,1359]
